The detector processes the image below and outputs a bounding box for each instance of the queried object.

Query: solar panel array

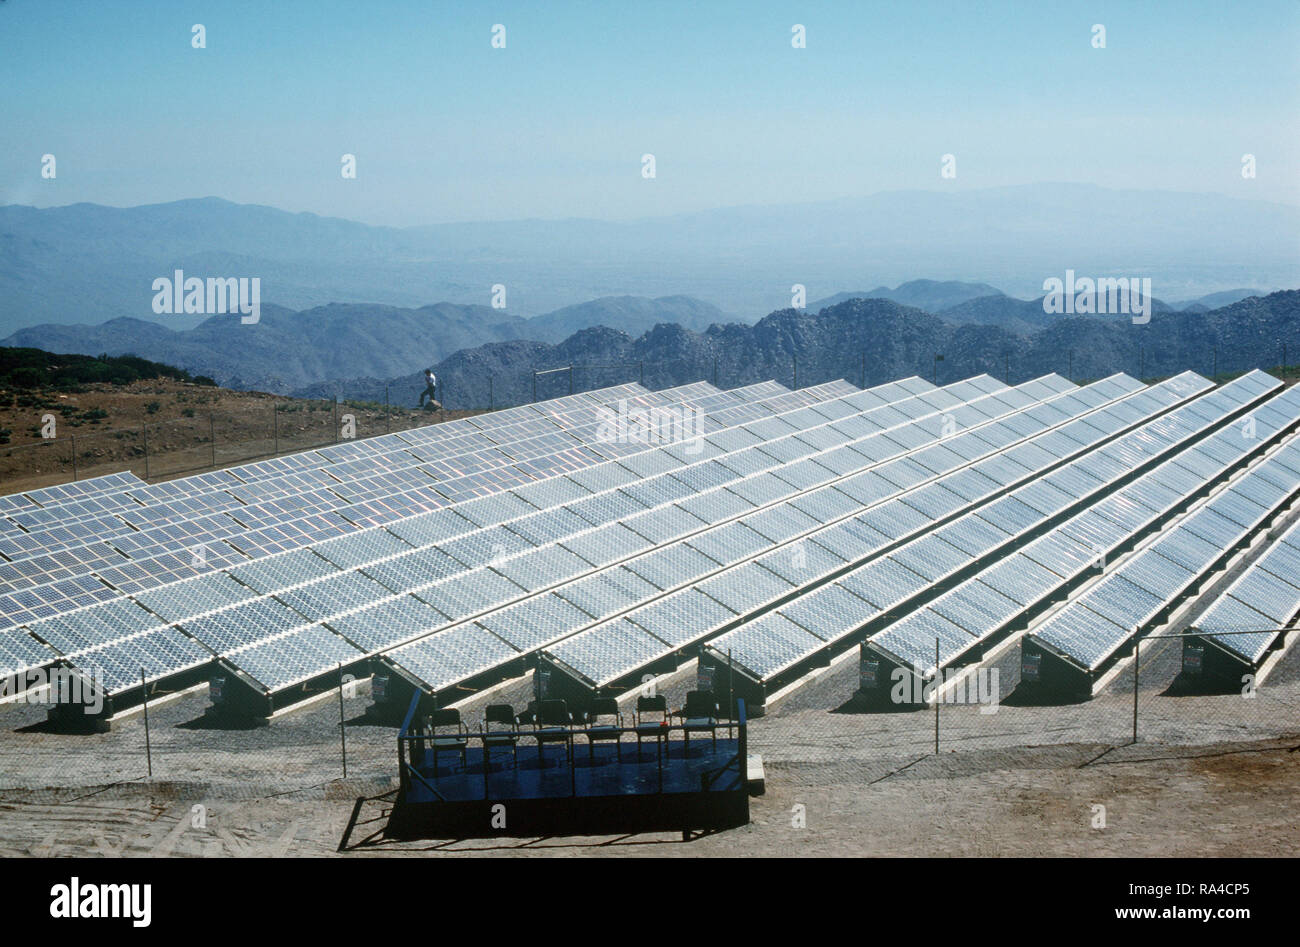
[1192,516,1300,666]
[1029,400,1300,672]
[0,377,898,695]
[6,366,1295,715]
[706,370,1281,685]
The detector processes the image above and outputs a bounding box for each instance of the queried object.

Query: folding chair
[676,690,719,750]
[427,708,469,773]
[583,697,625,761]
[481,703,520,768]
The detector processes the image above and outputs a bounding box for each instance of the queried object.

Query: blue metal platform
[386,696,751,839]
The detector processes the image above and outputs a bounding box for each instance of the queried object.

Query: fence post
[1132,633,1140,744]
[861,351,866,389]
[569,365,574,395]
[639,360,644,386]
[209,413,216,468]
[142,425,150,479]
[332,399,339,443]
[714,355,719,387]
[70,434,77,482]
[532,371,537,403]
[489,375,494,411]
[140,668,153,778]
[934,638,940,756]
[338,664,348,779]
[793,355,798,390]
[384,386,390,434]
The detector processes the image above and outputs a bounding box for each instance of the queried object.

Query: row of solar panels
[0,379,843,630]
[0,376,917,693]
[0,470,145,517]
[1029,408,1300,672]
[703,370,1282,686]
[1193,515,1300,665]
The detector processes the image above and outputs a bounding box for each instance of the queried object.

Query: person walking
[418,368,438,408]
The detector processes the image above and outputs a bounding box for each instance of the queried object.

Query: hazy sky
[3,0,1298,226]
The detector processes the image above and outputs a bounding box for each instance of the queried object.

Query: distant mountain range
[3,184,1297,333]
[813,281,1269,335]
[6,281,1282,396]
[0,295,736,392]
[295,291,1300,409]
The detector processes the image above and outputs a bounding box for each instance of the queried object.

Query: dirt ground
[1,649,1295,857]
[0,379,484,493]
[1,735,1294,858]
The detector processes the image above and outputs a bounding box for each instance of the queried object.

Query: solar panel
[328,595,448,651]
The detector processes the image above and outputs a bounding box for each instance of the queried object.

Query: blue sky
[2,0,1297,225]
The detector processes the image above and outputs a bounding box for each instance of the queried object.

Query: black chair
[676,691,719,750]
[634,694,669,757]
[532,699,574,767]
[481,704,520,767]
[583,697,625,761]
[427,708,469,773]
